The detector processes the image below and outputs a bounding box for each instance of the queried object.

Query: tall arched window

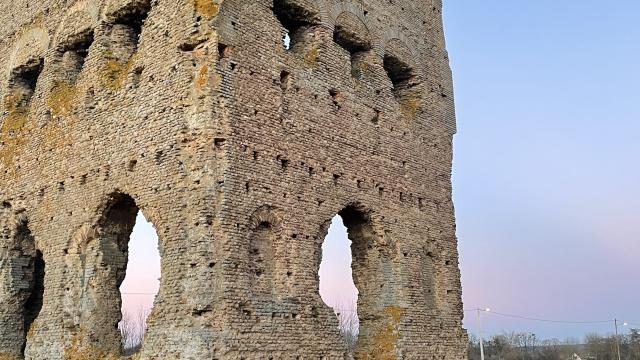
[64,193,160,356]
[119,211,160,355]
[318,205,398,356]
[318,215,359,350]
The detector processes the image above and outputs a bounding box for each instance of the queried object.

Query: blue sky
[445,0,640,339]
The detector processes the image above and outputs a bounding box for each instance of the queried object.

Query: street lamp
[476,308,491,360]
[615,319,628,360]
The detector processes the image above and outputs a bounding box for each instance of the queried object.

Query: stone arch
[328,2,382,54]
[99,0,152,90]
[0,203,45,359]
[383,38,424,120]
[7,28,50,79]
[271,0,323,50]
[63,191,158,357]
[3,28,47,121]
[52,0,100,50]
[332,11,374,79]
[49,2,99,90]
[246,205,284,297]
[317,203,401,358]
[381,26,419,60]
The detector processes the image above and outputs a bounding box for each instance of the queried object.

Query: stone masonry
[0,0,466,358]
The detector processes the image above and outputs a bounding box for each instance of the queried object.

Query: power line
[464,308,619,324]
[121,292,157,295]
[487,310,612,324]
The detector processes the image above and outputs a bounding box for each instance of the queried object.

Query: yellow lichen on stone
[304,46,319,67]
[101,54,136,90]
[1,109,28,136]
[194,0,222,19]
[399,92,421,120]
[0,353,21,360]
[0,90,31,168]
[384,305,404,323]
[26,320,37,340]
[63,332,119,360]
[196,64,209,89]
[48,81,77,116]
[357,305,405,360]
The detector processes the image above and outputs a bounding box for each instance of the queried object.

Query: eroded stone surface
[0,0,465,358]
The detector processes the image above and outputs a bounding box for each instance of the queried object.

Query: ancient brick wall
[0,0,465,359]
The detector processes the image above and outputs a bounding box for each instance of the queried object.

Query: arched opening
[383,52,422,119]
[0,207,45,357]
[319,215,359,350]
[66,193,160,356]
[5,59,43,116]
[272,0,319,50]
[119,211,160,355]
[319,205,395,355]
[333,12,372,79]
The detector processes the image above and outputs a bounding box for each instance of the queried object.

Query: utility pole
[615,319,622,360]
[476,308,486,360]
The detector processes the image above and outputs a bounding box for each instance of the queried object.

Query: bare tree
[119,306,150,356]
[326,298,359,351]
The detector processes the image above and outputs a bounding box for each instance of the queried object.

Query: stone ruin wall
[0,0,466,358]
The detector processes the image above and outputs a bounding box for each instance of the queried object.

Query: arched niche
[383,39,423,120]
[246,205,284,298]
[333,11,373,79]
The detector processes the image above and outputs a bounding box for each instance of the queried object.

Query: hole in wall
[383,55,416,93]
[319,206,392,353]
[23,249,45,344]
[280,70,291,91]
[283,33,291,50]
[319,215,359,351]
[272,0,319,50]
[73,193,160,356]
[218,43,230,58]
[118,209,160,356]
[105,1,152,87]
[112,1,152,51]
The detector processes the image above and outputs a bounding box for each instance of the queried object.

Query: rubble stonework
[0,0,466,358]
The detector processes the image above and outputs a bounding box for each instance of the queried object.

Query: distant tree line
[468,329,640,360]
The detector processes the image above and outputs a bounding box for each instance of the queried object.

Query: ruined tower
[0,0,466,358]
